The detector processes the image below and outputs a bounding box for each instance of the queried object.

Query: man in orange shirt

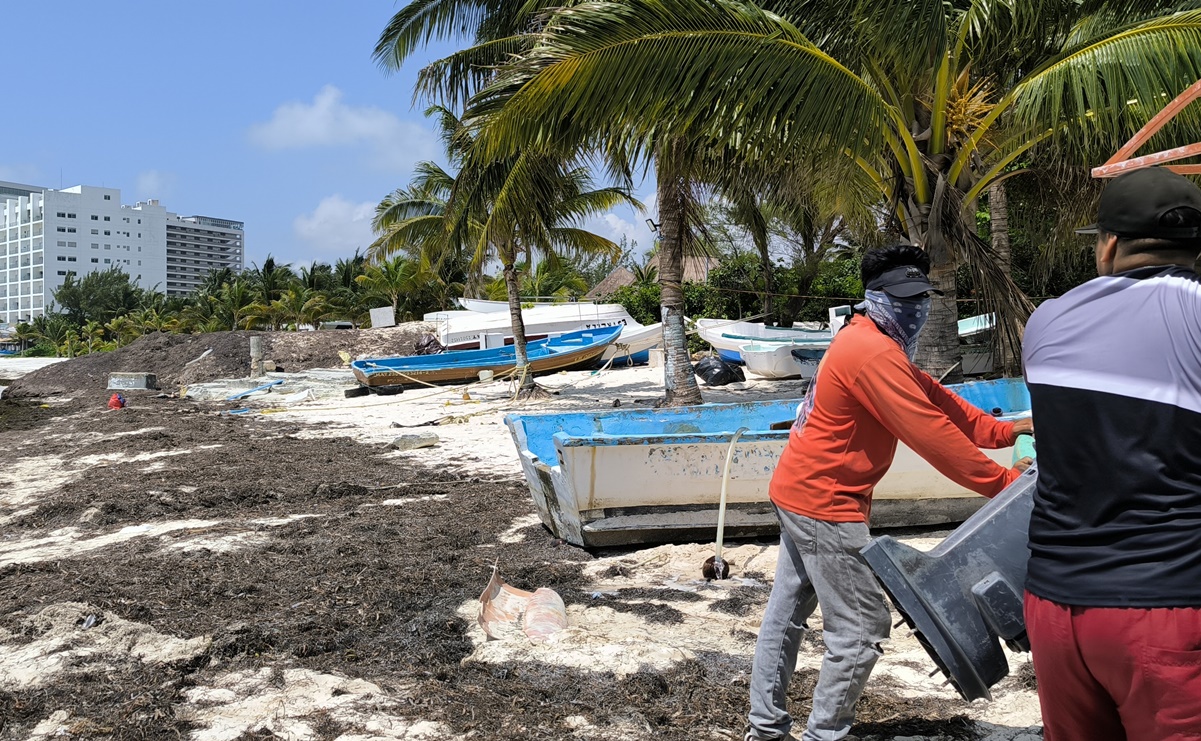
[746,244,1032,741]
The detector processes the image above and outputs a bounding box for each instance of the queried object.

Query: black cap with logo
[866,265,944,298]
[1076,167,1201,240]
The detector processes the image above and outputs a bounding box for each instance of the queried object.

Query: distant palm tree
[632,262,659,288]
[247,255,296,306]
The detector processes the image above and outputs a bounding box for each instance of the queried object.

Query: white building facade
[0,181,241,324]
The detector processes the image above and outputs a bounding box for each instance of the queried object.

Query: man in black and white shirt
[1022,167,1201,741]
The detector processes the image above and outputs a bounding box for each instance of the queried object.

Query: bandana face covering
[855,289,931,360]
[793,288,931,435]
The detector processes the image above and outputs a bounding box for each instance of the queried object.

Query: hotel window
[90,258,99,263]
[67,213,76,218]
[91,229,98,235]
[57,270,67,276]
[103,231,110,236]
[56,256,66,262]
[103,216,110,221]
[67,257,76,262]
[91,215,98,220]
[67,228,76,233]
[56,227,66,232]
[103,258,111,264]
[103,195,111,200]
[56,212,66,218]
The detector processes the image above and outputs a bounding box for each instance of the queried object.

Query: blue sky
[1,2,655,270]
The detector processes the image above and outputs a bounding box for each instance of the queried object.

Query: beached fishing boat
[739,343,825,379]
[601,322,663,366]
[352,325,622,389]
[505,378,1030,547]
[430,302,637,351]
[456,297,595,313]
[696,319,832,363]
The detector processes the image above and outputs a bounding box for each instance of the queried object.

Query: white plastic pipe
[714,426,750,572]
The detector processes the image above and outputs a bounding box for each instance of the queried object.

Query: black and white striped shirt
[1023,265,1201,607]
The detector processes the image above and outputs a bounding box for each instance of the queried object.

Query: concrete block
[108,372,158,390]
[388,432,440,451]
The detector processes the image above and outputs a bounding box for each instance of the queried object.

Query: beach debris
[693,356,745,386]
[338,350,352,366]
[344,385,371,398]
[184,348,213,366]
[107,372,158,391]
[388,432,440,451]
[107,393,126,410]
[226,379,284,400]
[478,566,568,643]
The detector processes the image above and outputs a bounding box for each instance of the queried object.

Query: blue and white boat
[505,378,1031,547]
[352,325,622,389]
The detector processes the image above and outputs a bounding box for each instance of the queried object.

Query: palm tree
[370,108,636,394]
[214,278,261,331]
[355,256,431,322]
[271,287,330,330]
[467,0,1201,379]
[632,261,659,288]
[247,255,297,307]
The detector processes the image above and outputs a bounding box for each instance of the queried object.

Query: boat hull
[506,378,1030,547]
[697,319,832,363]
[740,343,823,379]
[352,326,620,388]
[435,303,636,350]
[601,323,663,366]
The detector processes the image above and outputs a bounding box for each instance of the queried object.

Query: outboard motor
[861,465,1038,701]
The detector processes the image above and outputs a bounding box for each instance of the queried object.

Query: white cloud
[293,195,377,256]
[248,85,436,172]
[590,210,657,259]
[135,170,176,199]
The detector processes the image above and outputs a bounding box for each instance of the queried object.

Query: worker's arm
[914,369,1019,450]
[850,351,1022,498]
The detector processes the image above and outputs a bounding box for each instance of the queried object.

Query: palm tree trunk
[504,259,534,391]
[988,180,1019,376]
[753,229,774,319]
[913,257,963,384]
[657,142,703,406]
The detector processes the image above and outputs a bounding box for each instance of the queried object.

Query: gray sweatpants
[747,507,891,741]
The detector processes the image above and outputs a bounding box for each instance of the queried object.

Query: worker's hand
[1011,417,1034,436]
[1014,456,1034,473]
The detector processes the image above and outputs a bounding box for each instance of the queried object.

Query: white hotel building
[0,181,242,324]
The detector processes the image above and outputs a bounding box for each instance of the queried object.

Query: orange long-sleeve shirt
[769,315,1021,523]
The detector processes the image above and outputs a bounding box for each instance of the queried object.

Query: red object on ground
[1024,592,1201,741]
[107,393,125,410]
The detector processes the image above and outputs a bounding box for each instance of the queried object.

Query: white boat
[430,303,638,350]
[456,297,595,313]
[601,322,663,365]
[696,318,833,363]
[740,343,824,379]
[505,378,1031,547]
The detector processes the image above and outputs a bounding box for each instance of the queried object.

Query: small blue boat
[505,378,1031,547]
[351,325,622,388]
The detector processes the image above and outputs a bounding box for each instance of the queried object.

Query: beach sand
[0,361,1042,740]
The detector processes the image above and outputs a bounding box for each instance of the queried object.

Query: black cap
[1076,168,1201,239]
[866,265,943,298]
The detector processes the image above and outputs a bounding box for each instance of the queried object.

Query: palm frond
[1012,10,1201,158]
[416,36,535,109]
[470,0,888,168]
[374,0,493,72]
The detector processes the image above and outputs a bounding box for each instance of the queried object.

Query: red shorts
[1024,592,1201,740]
